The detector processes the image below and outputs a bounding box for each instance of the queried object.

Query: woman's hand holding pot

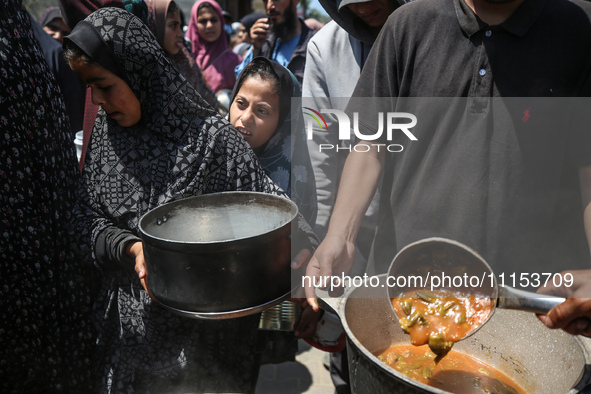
[127,241,157,302]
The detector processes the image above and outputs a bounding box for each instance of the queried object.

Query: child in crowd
[229,57,316,225]
[229,57,328,354]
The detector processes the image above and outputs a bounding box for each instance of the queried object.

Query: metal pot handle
[315,287,345,319]
[572,336,591,393]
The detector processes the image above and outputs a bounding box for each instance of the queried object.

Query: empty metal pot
[138,191,298,319]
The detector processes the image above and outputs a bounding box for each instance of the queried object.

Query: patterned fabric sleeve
[1,1,95,390]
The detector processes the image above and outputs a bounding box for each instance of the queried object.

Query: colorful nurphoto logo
[303,107,328,131]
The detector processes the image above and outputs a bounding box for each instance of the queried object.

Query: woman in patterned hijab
[230,57,317,227]
[63,7,314,392]
[229,57,318,365]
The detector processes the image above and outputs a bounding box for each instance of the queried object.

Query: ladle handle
[497,286,566,314]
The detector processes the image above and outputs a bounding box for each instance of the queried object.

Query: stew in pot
[376,345,525,394]
[391,290,494,357]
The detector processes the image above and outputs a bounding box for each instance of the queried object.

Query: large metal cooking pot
[138,191,298,319]
[318,275,591,393]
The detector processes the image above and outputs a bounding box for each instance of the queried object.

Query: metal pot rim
[318,274,589,394]
[154,289,293,320]
[138,191,298,246]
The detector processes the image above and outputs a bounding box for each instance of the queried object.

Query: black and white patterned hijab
[65,8,281,251]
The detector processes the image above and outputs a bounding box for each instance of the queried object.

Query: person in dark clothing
[39,6,71,43]
[229,56,318,367]
[1,1,95,391]
[304,0,591,313]
[31,11,85,135]
[234,0,315,86]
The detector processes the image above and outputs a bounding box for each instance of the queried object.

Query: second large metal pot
[318,275,591,393]
[138,191,298,319]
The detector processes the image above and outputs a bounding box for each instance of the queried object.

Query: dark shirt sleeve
[345,18,399,141]
[95,226,141,270]
[72,175,141,272]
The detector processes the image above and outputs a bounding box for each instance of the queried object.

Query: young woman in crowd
[63,8,315,392]
[186,0,241,93]
[39,6,71,43]
[142,0,225,113]
[229,57,316,225]
[229,57,321,352]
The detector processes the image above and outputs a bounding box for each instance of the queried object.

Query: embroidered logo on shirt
[522,107,532,124]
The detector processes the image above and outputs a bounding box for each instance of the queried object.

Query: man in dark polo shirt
[304,0,591,306]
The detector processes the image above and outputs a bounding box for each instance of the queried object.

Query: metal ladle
[387,237,566,341]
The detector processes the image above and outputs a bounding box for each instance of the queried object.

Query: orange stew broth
[376,345,525,394]
[391,290,494,348]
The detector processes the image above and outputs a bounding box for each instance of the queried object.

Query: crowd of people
[2,0,591,392]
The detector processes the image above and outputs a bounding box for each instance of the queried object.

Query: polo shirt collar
[454,0,547,38]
